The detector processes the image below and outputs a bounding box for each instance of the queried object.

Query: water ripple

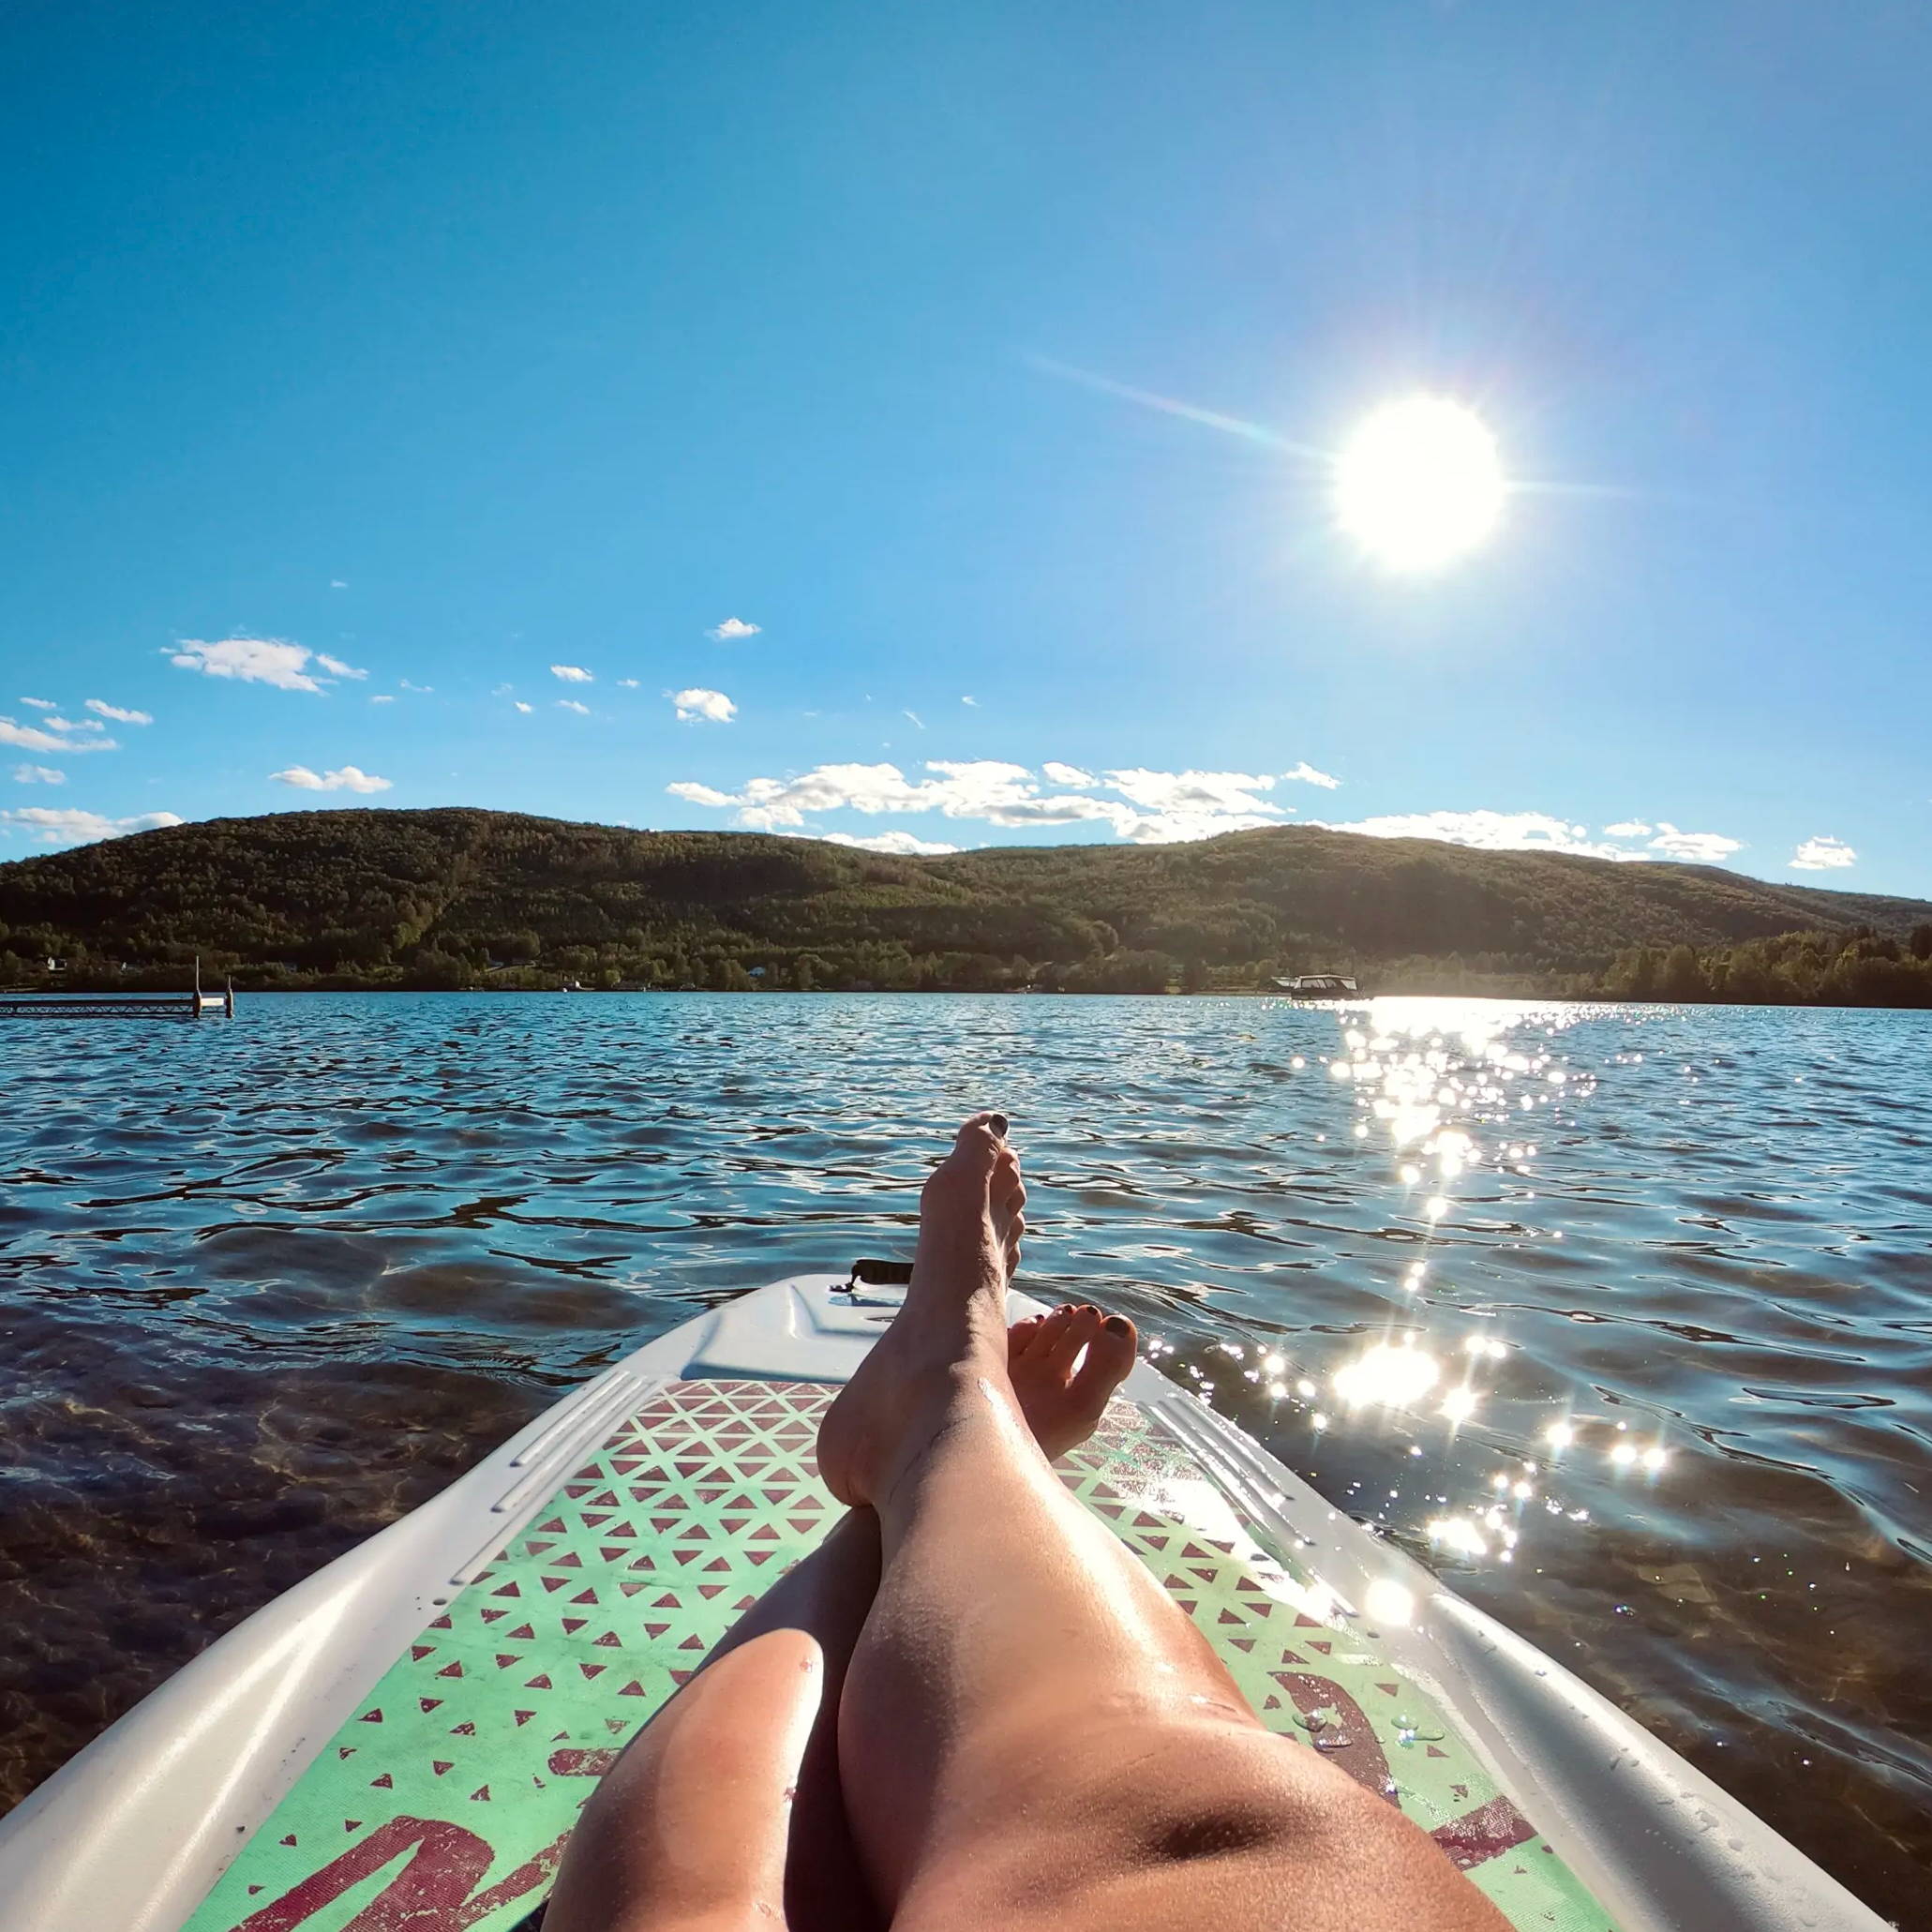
[1,991,1928,1918]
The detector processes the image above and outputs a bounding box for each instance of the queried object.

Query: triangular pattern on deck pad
[186,1380,1610,1932]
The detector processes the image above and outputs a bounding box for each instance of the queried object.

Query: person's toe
[1070,1311,1137,1414]
[1022,1305,1073,1363]
[948,1114,1005,1174]
[1046,1304,1103,1373]
[1007,1313,1047,1362]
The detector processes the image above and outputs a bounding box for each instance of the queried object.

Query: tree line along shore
[3,807,1930,1007]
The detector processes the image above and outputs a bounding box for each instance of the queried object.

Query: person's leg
[542,1625,821,1932]
[545,1294,1140,1932]
[820,1115,1510,1932]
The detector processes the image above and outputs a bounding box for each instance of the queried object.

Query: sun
[1335,396,1505,571]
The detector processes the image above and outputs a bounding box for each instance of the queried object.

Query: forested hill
[2,807,1929,999]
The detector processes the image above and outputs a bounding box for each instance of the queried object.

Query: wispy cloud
[169,637,364,692]
[961,695,978,707]
[664,760,1752,865]
[903,710,925,730]
[550,665,593,683]
[370,695,396,705]
[10,764,65,785]
[0,806,183,846]
[1790,834,1856,871]
[330,578,349,590]
[666,759,1298,844]
[398,679,432,694]
[706,618,760,642]
[1,716,117,755]
[825,831,961,856]
[1283,761,1341,789]
[43,716,106,734]
[1316,808,1742,865]
[19,697,55,711]
[85,699,153,725]
[557,698,592,715]
[671,687,737,724]
[616,678,640,689]
[1645,823,1744,863]
[270,764,393,793]
[515,700,534,714]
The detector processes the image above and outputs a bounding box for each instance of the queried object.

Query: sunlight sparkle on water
[1333,1340,1440,1410]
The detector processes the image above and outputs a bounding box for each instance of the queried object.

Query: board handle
[849,1257,915,1286]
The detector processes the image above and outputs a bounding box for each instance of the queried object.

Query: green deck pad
[187,1378,1613,1932]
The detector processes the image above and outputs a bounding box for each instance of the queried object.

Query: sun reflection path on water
[1253,998,1672,1571]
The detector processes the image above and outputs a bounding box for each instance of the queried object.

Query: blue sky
[4,2,1929,892]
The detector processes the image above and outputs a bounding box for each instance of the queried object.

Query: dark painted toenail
[988,1113,1009,1137]
[1102,1315,1131,1336]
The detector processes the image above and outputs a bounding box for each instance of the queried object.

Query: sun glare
[1335,397,1505,571]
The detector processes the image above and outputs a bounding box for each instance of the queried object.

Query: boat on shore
[1273,972,1359,997]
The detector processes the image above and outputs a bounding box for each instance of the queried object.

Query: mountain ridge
[2,807,1928,996]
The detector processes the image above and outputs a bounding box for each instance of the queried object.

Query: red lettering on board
[232,1815,569,1932]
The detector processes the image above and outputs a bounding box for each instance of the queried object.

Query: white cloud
[398,679,432,693]
[903,710,925,729]
[1,716,116,755]
[551,665,593,682]
[43,716,104,734]
[1105,768,1282,816]
[668,760,1751,861]
[1283,761,1341,789]
[666,781,735,808]
[270,764,394,793]
[1318,808,1743,866]
[664,758,1298,844]
[1321,810,1630,859]
[671,687,737,724]
[557,698,592,715]
[515,700,534,714]
[706,618,760,642]
[617,678,640,688]
[0,806,183,846]
[824,831,961,856]
[961,695,978,707]
[1790,835,1856,871]
[370,694,396,705]
[85,699,153,725]
[1645,822,1744,864]
[19,696,55,710]
[169,637,363,692]
[11,765,65,785]
[330,578,348,589]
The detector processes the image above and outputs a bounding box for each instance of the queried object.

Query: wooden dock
[0,994,231,1018]
[0,963,235,1019]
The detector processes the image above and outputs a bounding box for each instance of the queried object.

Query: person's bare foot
[817,1114,1025,1510]
[1007,1304,1137,1459]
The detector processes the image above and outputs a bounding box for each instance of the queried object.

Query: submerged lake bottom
[1,992,1927,1921]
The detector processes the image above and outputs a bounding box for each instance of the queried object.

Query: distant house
[45,958,67,974]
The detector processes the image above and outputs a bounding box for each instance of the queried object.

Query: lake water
[2,992,1927,1918]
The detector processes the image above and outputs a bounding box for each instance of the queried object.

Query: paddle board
[0,1269,1885,1931]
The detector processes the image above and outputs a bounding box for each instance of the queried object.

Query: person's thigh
[887,1714,1506,1932]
